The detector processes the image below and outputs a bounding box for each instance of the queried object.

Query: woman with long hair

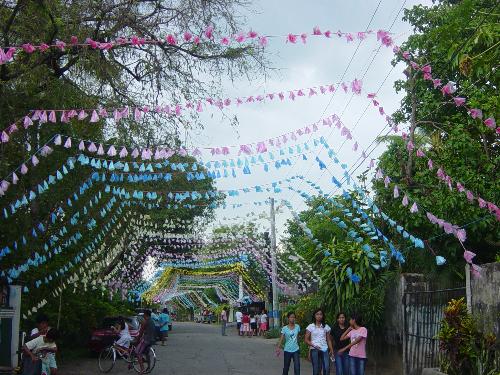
[331,312,350,375]
[339,313,368,375]
[276,312,301,375]
[304,308,333,375]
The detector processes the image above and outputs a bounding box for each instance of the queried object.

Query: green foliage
[25,288,135,351]
[0,0,265,351]
[374,0,499,277]
[264,327,281,339]
[283,196,396,330]
[438,298,499,375]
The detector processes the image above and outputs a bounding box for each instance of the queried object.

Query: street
[59,322,312,375]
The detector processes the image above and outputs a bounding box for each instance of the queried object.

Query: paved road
[60,321,312,375]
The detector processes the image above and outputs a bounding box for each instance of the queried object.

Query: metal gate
[403,287,465,375]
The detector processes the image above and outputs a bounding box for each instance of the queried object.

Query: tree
[372,0,499,277]
[0,0,266,328]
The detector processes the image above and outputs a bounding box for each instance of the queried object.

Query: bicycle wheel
[145,347,156,373]
[132,346,156,374]
[98,347,116,373]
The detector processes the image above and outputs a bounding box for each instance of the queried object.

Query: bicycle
[98,342,156,374]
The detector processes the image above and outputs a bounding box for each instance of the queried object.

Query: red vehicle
[89,316,142,352]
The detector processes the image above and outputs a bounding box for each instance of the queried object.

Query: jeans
[349,356,366,375]
[221,320,227,335]
[310,349,329,375]
[282,350,300,375]
[335,351,349,375]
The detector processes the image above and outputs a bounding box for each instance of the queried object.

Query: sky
[187,0,433,242]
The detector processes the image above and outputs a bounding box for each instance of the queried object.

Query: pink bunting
[402,195,409,206]
[351,79,362,95]
[484,117,496,129]
[463,250,476,264]
[90,110,99,123]
[393,185,399,198]
[410,202,418,213]
[204,26,214,40]
[88,142,97,153]
[1,131,9,143]
[20,164,28,174]
[31,155,39,166]
[12,173,19,184]
[119,147,128,158]
[64,137,72,148]
[466,190,474,201]
[441,81,456,96]
[54,134,62,145]
[384,175,390,188]
[471,264,481,278]
[48,111,57,123]
[287,34,297,43]
[453,97,466,106]
[24,116,33,128]
[107,145,117,157]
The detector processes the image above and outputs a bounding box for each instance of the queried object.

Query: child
[23,328,59,375]
[112,317,132,356]
[250,313,257,336]
[242,312,251,337]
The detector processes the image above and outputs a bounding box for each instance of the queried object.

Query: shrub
[438,298,499,375]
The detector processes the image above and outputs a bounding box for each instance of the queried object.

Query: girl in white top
[113,317,132,355]
[305,309,333,375]
[258,309,268,336]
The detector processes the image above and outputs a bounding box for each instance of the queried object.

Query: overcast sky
[188,0,433,241]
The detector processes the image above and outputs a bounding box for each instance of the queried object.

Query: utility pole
[269,198,279,328]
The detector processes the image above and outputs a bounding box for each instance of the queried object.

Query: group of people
[151,308,171,345]
[234,308,268,337]
[22,313,59,375]
[276,309,367,375]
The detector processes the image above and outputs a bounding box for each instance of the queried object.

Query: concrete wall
[384,273,428,345]
[469,262,500,338]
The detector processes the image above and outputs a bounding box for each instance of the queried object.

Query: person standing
[136,310,156,374]
[221,308,228,336]
[151,309,161,341]
[235,309,243,336]
[331,312,350,375]
[339,313,368,375]
[23,328,59,375]
[259,309,268,336]
[250,313,257,336]
[305,309,333,375]
[28,313,57,374]
[276,312,300,375]
[158,308,170,346]
[242,312,251,337]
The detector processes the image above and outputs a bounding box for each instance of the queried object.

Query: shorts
[48,353,57,368]
[243,323,251,332]
[237,322,242,330]
[160,331,168,340]
[260,322,267,331]
[251,322,257,330]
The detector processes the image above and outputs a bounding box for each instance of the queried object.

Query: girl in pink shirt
[339,313,367,375]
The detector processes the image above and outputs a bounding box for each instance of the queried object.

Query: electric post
[270,197,279,328]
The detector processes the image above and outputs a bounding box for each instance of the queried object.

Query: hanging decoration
[0,26,392,66]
